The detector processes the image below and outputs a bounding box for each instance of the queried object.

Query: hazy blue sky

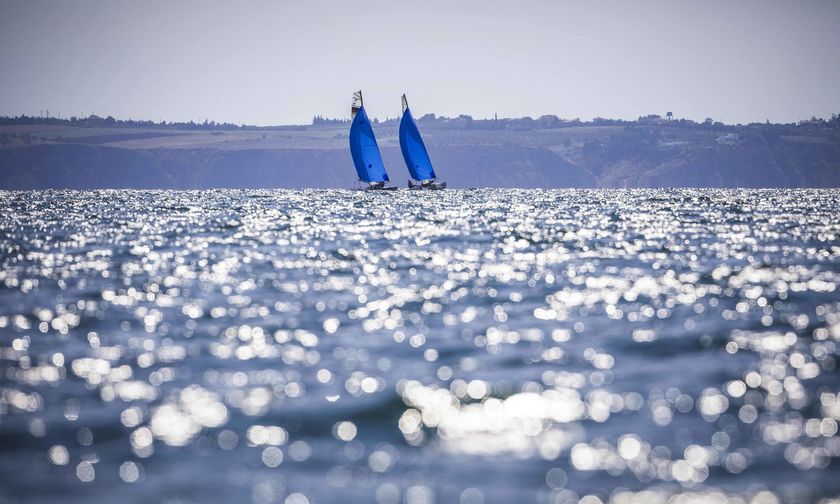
[1,0,838,125]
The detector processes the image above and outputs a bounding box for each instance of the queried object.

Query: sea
[0,189,838,504]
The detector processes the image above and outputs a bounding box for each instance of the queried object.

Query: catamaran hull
[408,180,447,190]
[363,186,399,191]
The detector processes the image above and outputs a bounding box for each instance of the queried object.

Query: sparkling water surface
[1,189,839,504]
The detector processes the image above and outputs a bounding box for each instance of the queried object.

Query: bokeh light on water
[0,188,839,503]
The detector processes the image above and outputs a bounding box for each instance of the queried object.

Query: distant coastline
[2,112,839,189]
[3,110,839,132]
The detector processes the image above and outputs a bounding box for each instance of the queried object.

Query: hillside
[1,119,839,189]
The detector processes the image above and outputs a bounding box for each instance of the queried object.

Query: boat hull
[408,180,447,190]
[358,183,398,191]
[364,186,399,191]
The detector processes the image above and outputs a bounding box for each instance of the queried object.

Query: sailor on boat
[348,91,397,191]
[399,94,446,190]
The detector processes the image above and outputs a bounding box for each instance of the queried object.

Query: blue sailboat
[399,95,446,190]
[349,91,397,190]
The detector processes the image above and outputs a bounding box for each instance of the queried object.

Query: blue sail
[349,105,389,183]
[399,100,437,181]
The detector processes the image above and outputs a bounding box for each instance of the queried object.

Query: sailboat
[399,95,446,190]
[349,91,397,190]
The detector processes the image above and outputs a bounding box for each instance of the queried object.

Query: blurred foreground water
[1,189,839,504]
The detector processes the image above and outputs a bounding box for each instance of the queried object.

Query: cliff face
[0,144,164,189]
[587,130,840,188]
[1,124,838,189]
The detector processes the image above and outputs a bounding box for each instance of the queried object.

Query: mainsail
[349,91,390,183]
[399,95,437,182]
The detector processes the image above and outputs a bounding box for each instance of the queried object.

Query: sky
[1,0,839,126]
